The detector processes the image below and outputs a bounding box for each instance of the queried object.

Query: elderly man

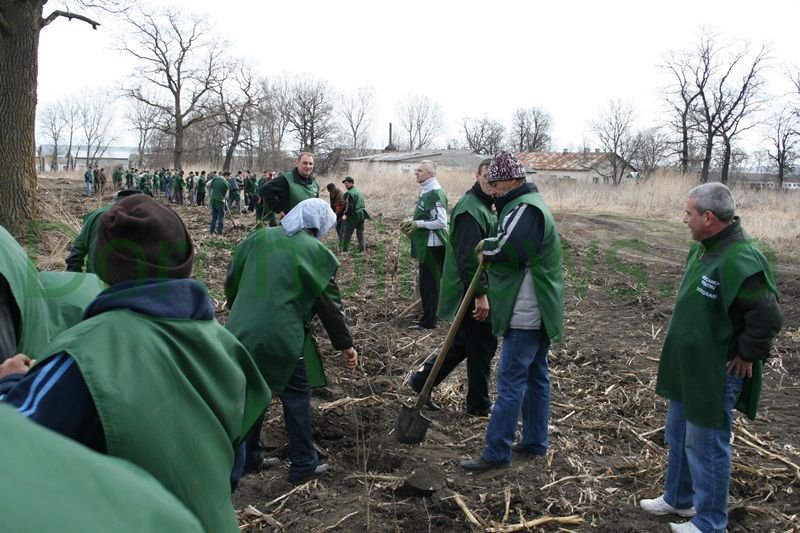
[400,160,448,330]
[3,196,270,533]
[410,159,497,415]
[258,152,319,224]
[461,150,564,472]
[639,183,783,533]
[225,198,357,484]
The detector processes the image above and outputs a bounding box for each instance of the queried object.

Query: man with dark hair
[258,152,319,223]
[639,182,783,533]
[225,198,357,484]
[400,160,448,330]
[341,176,370,252]
[3,195,270,533]
[461,150,564,472]
[196,171,206,207]
[410,159,497,415]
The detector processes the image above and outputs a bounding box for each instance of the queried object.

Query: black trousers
[411,309,497,412]
[418,245,445,328]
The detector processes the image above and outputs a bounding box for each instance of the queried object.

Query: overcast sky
[37,0,800,152]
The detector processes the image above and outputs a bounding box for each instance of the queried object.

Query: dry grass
[321,168,800,259]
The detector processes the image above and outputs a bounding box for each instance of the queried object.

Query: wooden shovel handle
[413,261,486,409]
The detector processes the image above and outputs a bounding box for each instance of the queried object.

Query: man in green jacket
[340,176,370,252]
[258,152,319,225]
[66,189,142,273]
[461,150,564,472]
[0,404,204,532]
[225,198,358,484]
[400,160,448,330]
[209,171,231,234]
[639,183,783,533]
[410,159,497,415]
[4,196,270,533]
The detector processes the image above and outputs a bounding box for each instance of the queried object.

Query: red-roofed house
[517,150,637,184]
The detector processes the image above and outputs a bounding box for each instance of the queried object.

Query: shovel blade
[394,404,431,444]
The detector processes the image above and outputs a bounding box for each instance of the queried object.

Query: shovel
[394,261,486,444]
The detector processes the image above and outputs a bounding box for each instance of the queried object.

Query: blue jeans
[280,358,320,482]
[210,204,225,233]
[482,328,550,463]
[85,180,93,195]
[664,374,744,533]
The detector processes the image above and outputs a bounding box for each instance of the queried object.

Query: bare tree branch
[40,10,100,30]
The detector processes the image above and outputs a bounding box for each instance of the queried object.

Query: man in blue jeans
[460,150,563,472]
[639,183,783,533]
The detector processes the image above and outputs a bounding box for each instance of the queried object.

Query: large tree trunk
[174,121,184,170]
[720,138,731,184]
[0,3,42,238]
[700,133,713,183]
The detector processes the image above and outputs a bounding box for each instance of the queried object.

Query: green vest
[487,192,564,341]
[344,186,370,226]
[226,227,339,393]
[38,306,270,533]
[0,225,50,357]
[282,170,320,210]
[38,272,105,337]
[656,236,777,428]
[437,191,497,321]
[0,404,203,533]
[74,204,112,273]
[411,188,449,263]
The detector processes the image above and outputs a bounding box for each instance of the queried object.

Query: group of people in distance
[0,149,783,533]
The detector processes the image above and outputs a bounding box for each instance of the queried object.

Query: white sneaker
[639,495,696,517]
[669,521,702,533]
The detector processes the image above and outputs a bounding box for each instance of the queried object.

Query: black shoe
[466,406,492,417]
[460,456,509,472]
[243,455,280,475]
[288,463,330,485]
[512,443,545,456]
[407,323,425,331]
[424,398,441,411]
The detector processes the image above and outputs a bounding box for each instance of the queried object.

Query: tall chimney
[384,123,398,152]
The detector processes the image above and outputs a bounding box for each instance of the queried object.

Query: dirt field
[36,179,800,532]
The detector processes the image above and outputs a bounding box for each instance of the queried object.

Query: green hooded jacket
[36,300,269,533]
[225,227,339,393]
[0,404,203,533]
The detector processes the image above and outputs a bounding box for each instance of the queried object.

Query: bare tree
[633,126,671,177]
[59,96,82,171]
[285,76,338,153]
[396,94,443,150]
[38,102,65,170]
[0,1,125,235]
[692,31,769,183]
[79,91,115,166]
[120,7,224,169]
[765,106,799,187]
[509,107,552,152]
[251,76,292,170]
[662,49,704,174]
[126,94,162,168]
[462,116,505,154]
[339,87,375,154]
[590,100,642,185]
[216,62,263,171]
